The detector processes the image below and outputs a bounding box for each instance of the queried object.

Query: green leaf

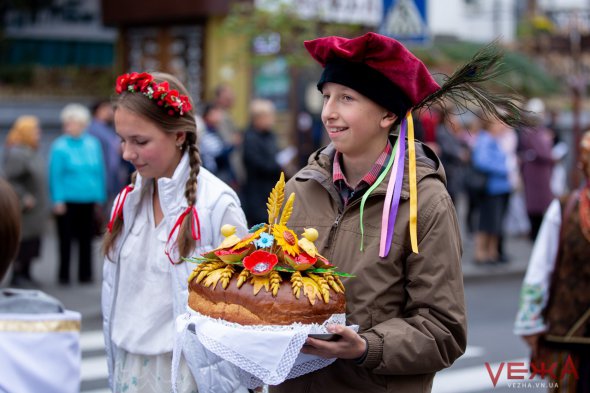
[274,266,296,273]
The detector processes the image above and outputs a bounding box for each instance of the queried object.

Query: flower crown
[115,72,193,116]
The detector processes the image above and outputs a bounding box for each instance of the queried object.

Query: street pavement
[0,206,535,392]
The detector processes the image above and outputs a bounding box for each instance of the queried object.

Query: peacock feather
[415,41,528,128]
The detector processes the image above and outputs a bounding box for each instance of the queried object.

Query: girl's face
[115,107,185,180]
[321,82,395,160]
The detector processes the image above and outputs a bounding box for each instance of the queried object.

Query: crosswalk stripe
[433,357,527,393]
[76,333,487,391]
[81,355,109,381]
[462,346,485,359]
[80,330,105,352]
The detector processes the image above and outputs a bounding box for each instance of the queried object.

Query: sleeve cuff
[357,331,383,369]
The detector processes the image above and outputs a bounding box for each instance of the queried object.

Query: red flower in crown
[164,89,181,108]
[134,73,154,92]
[115,71,191,116]
[116,72,154,94]
[152,81,170,100]
[180,96,192,113]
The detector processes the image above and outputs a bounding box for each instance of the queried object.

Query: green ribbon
[359,138,399,251]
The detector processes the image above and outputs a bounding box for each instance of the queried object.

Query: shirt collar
[333,140,392,204]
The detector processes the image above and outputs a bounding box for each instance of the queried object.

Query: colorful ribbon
[407,112,419,253]
[165,205,201,264]
[359,139,398,251]
[107,185,134,233]
[379,122,406,257]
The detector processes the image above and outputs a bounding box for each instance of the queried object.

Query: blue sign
[379,0,430,45]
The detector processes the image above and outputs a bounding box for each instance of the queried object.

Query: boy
[272,32,518,393]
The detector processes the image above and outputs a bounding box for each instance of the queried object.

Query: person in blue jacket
[471,116,512,265]
[49,103,106,284]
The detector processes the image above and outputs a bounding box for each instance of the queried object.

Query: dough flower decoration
[186,173,353,304]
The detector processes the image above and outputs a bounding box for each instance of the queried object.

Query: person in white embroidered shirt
[101,72,248,393]
[514,130,590,392]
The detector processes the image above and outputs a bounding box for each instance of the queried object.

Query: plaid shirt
[333,141,393,206]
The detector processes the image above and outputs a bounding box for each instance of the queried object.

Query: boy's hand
[301,324,366,360]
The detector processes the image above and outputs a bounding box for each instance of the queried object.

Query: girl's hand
[301,324,367,360]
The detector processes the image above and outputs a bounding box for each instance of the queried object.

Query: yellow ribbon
[407,112,419,253]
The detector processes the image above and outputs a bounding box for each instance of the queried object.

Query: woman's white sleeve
[513,199,562,336]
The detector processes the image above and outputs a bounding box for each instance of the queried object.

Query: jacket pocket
[119,219,146,260]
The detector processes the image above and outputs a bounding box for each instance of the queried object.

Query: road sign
[379,0,430,45]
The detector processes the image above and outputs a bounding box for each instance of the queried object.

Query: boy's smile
[321,82,395,161]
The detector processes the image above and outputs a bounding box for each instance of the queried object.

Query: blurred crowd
[0,83,305,288]
[0,85,575,287]
[414,97,568,266]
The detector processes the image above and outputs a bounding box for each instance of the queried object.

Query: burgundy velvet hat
[304,32,440,116]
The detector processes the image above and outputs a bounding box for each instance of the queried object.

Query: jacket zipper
[326,211,343,250]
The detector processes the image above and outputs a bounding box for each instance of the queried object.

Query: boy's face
[321,82,395,159]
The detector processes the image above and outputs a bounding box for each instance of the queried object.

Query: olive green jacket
[271,136,466,393]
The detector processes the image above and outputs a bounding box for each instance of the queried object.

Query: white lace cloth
[173,307,357,391]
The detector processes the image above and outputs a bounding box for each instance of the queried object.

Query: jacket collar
[132,152,190,216]
[297,134,446,200]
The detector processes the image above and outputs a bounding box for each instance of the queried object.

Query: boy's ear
[380,112,397,129]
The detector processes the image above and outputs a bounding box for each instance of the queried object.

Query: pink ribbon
[379,122,406,258]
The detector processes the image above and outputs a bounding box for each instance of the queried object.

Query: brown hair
[103,72,201,261]
[0,178,21,280]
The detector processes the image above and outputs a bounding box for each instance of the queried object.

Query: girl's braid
[177,131,202,257]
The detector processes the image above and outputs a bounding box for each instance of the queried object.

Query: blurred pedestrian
[435,109,470,203]
[0,178,82,393]
[49,104,106,285]
[495,121,521,262]
[472,117,511,265]
[514,130,590,392]
[0,178,20,277]
[214,83,244,186]
[87,99,124,224]
[462,115,483,235]
[242,98,283,225]
[102,72,247,393]
[518,98,555,241]
[2,115,49,288]
[199,103,238,188]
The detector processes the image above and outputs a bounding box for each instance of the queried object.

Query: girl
[102,72,248,392]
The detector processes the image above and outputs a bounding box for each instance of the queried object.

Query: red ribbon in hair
[165,205,201,264]
[107,185,134,233]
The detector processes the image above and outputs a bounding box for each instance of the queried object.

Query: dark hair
[103,72,201,260]
[201,102,218,119]
[0,178,21,280]
[91,99,111,116]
